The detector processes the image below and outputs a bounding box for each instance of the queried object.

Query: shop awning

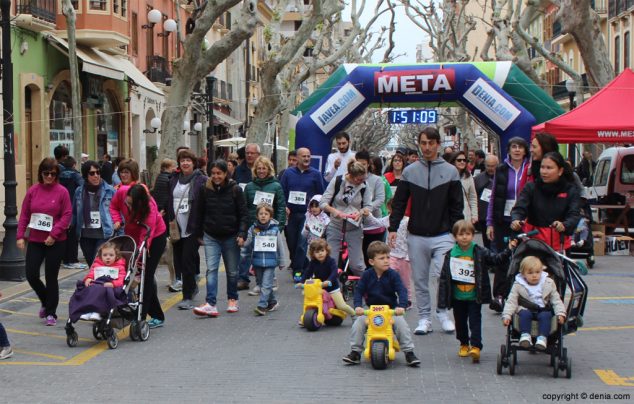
[95,51,163,96]
[46,34,125,81]
[214,110,242,127]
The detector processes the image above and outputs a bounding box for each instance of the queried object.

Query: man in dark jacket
[59,156,87,269]
[100,154,114,185]
[575,150,597,186]
[473,154,498,250]
[389,127,463,335]
[233,143,260,186]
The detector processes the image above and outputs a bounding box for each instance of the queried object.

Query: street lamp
[158,18,177,37]
[0,0,25,280]
[565,78,577,165]
[142,9,162,29]
[205,76,216,165]
[143,117,162,134]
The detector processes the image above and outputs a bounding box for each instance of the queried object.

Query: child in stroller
[72,242,127,321]
[502,256,566,351]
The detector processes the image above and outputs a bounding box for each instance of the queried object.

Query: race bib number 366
[28,213,54,232]
[449,257,475,284]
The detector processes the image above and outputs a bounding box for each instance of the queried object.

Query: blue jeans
[286,212,308,273]
[253,266,276,308]
[238,246,252,284]
[204,234,240,305]
[519,309,553,337]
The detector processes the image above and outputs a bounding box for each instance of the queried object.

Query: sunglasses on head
[88,170,101,176]
[42,171,57,178]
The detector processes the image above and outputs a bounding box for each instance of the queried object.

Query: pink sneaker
[45,315,57,326]
[227,299,239,313]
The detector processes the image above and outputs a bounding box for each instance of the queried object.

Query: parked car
[588,146,634,204]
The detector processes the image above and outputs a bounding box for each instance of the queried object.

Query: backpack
[333,175,365,202]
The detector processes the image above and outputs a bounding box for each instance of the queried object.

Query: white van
[588,147,634,203]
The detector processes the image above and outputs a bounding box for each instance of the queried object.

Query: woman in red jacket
[17,158,72,326]
[122,184,167,328]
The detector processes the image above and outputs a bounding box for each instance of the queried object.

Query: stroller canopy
[507,239,565,280]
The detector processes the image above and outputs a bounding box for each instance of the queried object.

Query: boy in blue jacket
[342,241,420,366]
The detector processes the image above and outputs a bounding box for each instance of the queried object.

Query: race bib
[239,183,247,191]
[473,169,481,176]
[390,186,397,195]
[288,191,307,205]
[346,214,362,227]
[28,213,53,232]
[174,197,190,214]
[253,191,274,206]
[93,266,119,279]
[254,235,277,252]
[88,211,101,229]
[307,218,325,237]
[480,188,492,203]
[449,257,475,284]
[503,199,516,217]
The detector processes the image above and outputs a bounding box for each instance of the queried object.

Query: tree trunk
[150,0,258,179]
[558,0,614,90]
[62,0,82,159]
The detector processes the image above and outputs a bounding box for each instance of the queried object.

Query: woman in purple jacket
[17,158,72,326]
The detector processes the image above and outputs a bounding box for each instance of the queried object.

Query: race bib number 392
[449,257,475,284]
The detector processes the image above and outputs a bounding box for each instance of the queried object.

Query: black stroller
[497,238,588,378]
[65,227,152,349]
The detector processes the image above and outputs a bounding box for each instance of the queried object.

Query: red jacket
[17,183,72,243]
[85,257,127,288]
[109,184,166,249]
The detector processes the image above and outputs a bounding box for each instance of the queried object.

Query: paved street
[1,248,633,403]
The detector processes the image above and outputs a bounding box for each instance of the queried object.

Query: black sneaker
[405,351,421,367]
[237,281,250,291]
[266,301,279,312]
[254,306,267,316]
[489,296,504,313]
[342,351,361,365]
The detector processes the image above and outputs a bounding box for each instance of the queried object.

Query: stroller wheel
[66,331,78,348]
[587,257,595,268]
[550,351,556,367]
[139,320,150,341]
[129,321,140,341]
[566,357,572,379]
[509,350,517,376]
[496,353,503,375]
[92,323,102,340]
[553,360,559,378]
[107,330,119,349]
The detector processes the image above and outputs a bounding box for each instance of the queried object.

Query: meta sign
[374,69,455,96]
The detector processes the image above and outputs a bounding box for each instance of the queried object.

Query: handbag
[169,185,190,242]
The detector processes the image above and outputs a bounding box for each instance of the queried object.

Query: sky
[343,1,432,63]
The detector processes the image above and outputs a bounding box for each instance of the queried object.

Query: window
[294,20,302,30]
[89,0,106,10]
[596,159,611,186]
[113,0,118,13]
[71,0,79,9]
[226,12,231,29]
[96,93,121,157]
[49,82,75,156]
[625,32,630,69]
[131,12,138,54]
[621,155,634,184]
[615,35,621,75]
[121,0,126,17]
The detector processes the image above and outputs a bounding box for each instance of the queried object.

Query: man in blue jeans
[280,148,324,280]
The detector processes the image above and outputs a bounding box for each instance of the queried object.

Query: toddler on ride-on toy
[297,239,355,323]
[342,241,420,367]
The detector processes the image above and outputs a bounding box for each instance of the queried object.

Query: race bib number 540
[254,235,277,252]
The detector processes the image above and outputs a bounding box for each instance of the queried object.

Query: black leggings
[172,236,200,299]
[25,240,66,318]
[142,232,167,321]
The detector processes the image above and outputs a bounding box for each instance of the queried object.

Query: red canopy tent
[532,68,634,143]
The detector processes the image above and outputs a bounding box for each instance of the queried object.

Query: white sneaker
[89,312,102,321]
[272,279,278,292]
[248,285,261,296]
[79,313,91,321]
[535,335,547,350]
[436,310,455,333]
[414,318,433,335]
[519,333,532,348]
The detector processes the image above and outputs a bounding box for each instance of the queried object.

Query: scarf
[537,177,566,196]
[82,182,101,226]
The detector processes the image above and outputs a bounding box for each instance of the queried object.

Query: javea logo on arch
[310,82,365,133]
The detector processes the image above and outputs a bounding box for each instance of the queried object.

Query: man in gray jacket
[389,127,464,335]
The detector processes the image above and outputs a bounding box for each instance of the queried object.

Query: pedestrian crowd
[0,127,580,366]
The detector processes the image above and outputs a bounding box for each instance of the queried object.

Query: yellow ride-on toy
[364,305,400,369]
[298,279,347,331]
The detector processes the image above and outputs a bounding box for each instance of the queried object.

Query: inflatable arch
[289,61,564,172]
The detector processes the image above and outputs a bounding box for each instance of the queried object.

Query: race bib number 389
[449,257,475,284]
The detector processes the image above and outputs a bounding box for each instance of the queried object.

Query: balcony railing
[609,0,634,19]
[592,0,608,13]
[552,20,562,39]
[16,0,56,24]
[145,56,171,85]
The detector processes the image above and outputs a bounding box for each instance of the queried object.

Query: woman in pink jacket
[111,184,167,329]
[17,158,72,326]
